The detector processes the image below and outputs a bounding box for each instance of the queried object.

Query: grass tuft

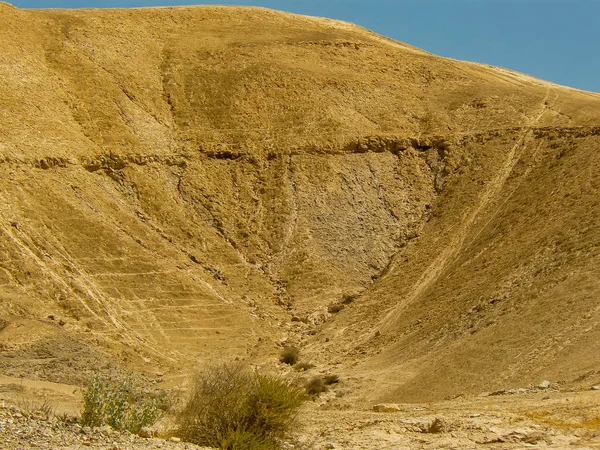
[16,398,55,420]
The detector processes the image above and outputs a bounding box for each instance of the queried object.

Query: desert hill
[1,2,600,405]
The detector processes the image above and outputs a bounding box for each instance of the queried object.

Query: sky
[11,0,600,94]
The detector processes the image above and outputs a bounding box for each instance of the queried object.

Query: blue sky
[12,0,600,94]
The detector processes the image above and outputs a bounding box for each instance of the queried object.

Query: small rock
[138,426,155,438]
[592,385,600,391]
[510,431,545,444]
[98,425,113,434]
[169,436,181,443]
[372,403,401,413]
[538,380,551,389]
[420,417,448,434]
[478,435,505,444]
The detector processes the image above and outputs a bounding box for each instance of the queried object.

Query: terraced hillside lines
[0,162,272,375]
[0,216,102,325]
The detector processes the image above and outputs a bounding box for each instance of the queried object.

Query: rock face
[0,3,600,401]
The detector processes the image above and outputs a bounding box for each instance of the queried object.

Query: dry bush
[81,371,165,433]
[178,363,307,449]
[305,377,327,396]
[279,346,299,365]
[305,374,339,396]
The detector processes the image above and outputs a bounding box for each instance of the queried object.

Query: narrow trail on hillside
[376,88,552,335]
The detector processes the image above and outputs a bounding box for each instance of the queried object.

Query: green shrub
[81,372,164,433]
[279,346,299,365]
[177,363,307,449]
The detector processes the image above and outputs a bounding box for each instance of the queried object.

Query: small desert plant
[81,371,164,433]
[305,375,339,396]
[305,377,326,396]
[16,398,55,420]
[177,363,307,449]
[279,346,299,366]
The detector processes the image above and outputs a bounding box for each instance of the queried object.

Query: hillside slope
[1,2,599,399]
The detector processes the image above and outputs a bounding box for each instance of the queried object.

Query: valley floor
[298,389,600,449]
[1,375,600,449]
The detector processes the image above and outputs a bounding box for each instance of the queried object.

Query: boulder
[372,403,401,413]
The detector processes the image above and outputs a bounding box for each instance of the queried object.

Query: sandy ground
[1,375,600,449]
[298,390,600,449]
